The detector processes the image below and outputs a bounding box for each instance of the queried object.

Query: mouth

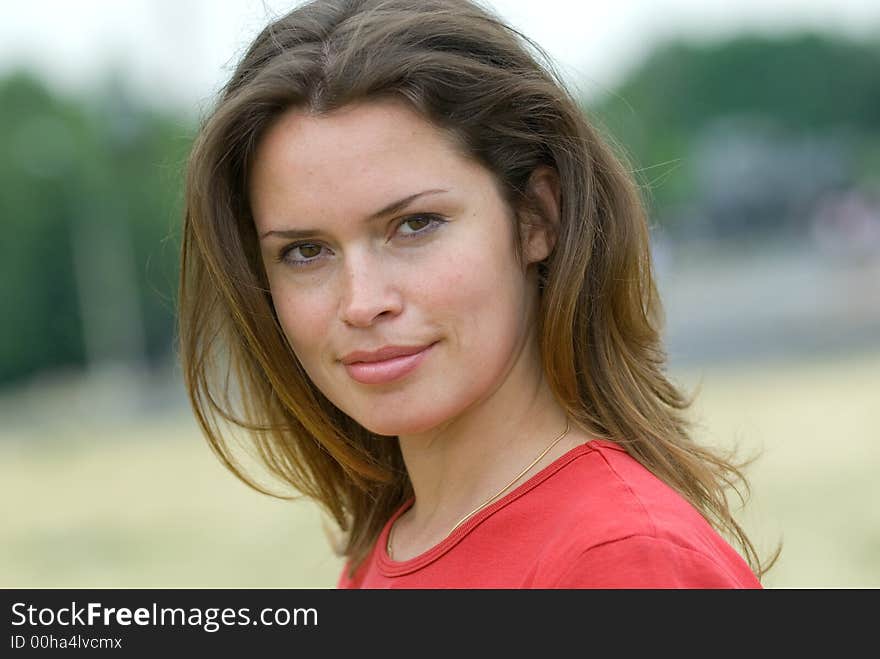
[341,342,437,385]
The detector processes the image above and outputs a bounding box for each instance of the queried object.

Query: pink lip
[341,343,436,385]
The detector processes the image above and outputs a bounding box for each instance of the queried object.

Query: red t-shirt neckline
[376,439,617,576]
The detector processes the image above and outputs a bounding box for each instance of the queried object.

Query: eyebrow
[259,188,450,240]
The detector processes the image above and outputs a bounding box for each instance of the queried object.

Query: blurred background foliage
[595,33,880,242]
[1,28,878,587]
[0,72,191,385]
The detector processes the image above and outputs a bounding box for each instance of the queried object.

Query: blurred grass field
[1,349,878,588]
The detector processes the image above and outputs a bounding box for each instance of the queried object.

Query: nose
[338,249,403,328]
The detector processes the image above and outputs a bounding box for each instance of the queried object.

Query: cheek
[419,233,527,346]
[270,280,336,360]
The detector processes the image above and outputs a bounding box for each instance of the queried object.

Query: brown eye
[279,242,327,266]
[297,244,322,258]
[397,214,445,238]
[404,217,431,232]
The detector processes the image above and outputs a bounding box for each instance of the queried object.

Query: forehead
[248,99,481,224]
[257,99,463,163]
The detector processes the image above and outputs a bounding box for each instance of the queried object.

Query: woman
[178,0,777,588]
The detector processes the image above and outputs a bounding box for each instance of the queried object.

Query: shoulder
[522,440,762,588]
[550,534,762,588]
[531,439,710,544]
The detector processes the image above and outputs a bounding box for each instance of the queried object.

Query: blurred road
[657,239,880,369]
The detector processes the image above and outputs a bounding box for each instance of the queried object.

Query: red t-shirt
[337,439,763,588]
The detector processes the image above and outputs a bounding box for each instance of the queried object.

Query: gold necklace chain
[387,419,571,560]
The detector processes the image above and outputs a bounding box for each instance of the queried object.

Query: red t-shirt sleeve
[552,535,762,589]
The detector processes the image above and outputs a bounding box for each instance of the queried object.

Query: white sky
[3,0,880,112]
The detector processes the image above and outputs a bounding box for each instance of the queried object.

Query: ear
[520,165,561,265]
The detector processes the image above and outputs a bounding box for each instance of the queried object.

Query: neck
[393,337,580,550]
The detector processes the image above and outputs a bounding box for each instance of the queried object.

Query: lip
[341,342,436,385]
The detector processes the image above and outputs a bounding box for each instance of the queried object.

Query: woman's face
[249,99,551,436]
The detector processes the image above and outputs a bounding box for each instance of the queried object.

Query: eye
[277,242,328,266]
[396,214,445,238]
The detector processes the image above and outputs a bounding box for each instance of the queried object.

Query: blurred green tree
[588,33,880,233]
[0,72,194,385]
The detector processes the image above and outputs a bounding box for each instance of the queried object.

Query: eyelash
[276,214,446,267]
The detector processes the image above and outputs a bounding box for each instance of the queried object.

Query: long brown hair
[179,0,778,578]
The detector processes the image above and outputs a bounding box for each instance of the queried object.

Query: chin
[351,405,456,438]
[354,416,432,438]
